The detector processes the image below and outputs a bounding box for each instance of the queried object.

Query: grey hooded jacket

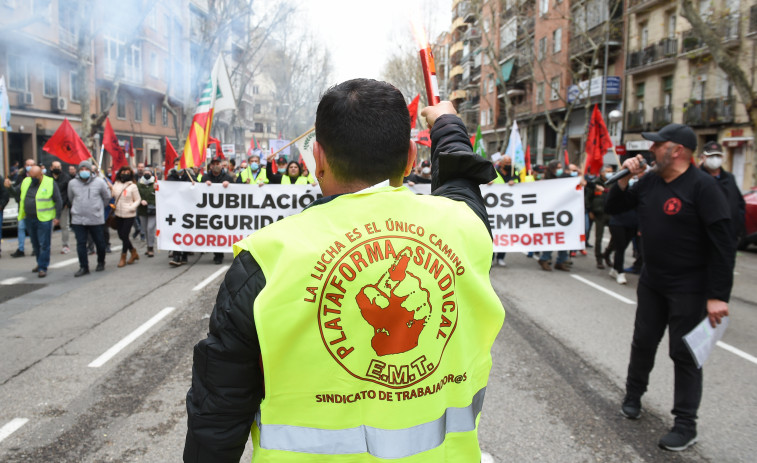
[67,175,112,225]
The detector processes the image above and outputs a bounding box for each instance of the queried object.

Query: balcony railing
[627,0,663,13]
[627,109,645,132]
[627,38,677,71]
[681,13,740,53]
[569,18,623,57]
[652,105,673,129]
[683,97,735,127]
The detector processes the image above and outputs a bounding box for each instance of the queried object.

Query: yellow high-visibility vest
[18,176,56,221]
[234,185,505,462]
[280,174,308,185]
[240,167,269,184]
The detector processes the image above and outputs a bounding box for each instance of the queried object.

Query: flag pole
[96,144,104,176]
[266,127,315,161]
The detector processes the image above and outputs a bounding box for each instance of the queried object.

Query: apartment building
[624,0,756,190]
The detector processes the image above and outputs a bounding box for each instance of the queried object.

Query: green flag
[472,125,486,157]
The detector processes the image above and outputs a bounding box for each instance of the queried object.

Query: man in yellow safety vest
[184,79,506,462]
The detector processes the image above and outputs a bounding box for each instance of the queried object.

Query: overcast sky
[298,0,453,84]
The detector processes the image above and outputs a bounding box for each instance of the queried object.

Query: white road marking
[88,307,176,368]
[717,341,757,366]
[570,274,636,305]
[0,418,28,443]
[49,258,79,269]
[192,265,230,291]
[1,277,27,285]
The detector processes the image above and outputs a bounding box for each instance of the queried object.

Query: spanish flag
[181,56,236,168]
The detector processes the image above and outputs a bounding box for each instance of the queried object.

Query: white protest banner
[270,138,291,156]
[156,182,322,252]
[483,177,585,252]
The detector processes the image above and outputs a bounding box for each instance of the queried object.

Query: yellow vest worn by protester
[234,185,505,462]
[280,174,308,185]
[240,167,269,184]
[18,175,56,222]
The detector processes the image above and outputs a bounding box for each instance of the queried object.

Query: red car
[739,187,757,250]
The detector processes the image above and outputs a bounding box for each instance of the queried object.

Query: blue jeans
[72,224,106,270]
[26,217,52,271]
[539,250,568,264]
[17,218,26,251]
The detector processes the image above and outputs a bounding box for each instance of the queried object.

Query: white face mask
[703,155,723,170]
[421,167,431,175]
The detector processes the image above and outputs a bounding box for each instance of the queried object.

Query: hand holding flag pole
[411,20,440,107]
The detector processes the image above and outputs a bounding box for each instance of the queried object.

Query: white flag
[0,76,11,131]
[294,129,317,176]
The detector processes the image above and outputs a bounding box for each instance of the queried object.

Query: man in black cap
[699,141,745,248]
[203,156,233,264]
[605,123,735,451]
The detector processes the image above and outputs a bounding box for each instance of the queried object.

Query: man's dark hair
[316,79,411,184]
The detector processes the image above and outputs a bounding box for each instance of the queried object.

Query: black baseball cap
[421,160,431,167]
[642,123,697,151]
[702,141,724,156]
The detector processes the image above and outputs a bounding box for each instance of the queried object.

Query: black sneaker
[95,263,105,272]
[75,268,90,277]
[11,249,24,258]
[32,266,39,273]
[621,396,641,419]
[213,256,223,265]
[658,427,697,451]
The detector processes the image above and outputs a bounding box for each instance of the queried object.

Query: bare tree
[679,0,757,184]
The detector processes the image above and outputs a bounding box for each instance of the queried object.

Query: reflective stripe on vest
[257,386,486,458]
[241,167,268,184]
[18,176,56,221]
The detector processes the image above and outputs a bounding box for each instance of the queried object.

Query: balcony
[569,18,623,59]
[458,97,479,113]
[683,97,735,127]
[464,27,481,42]
[626,109,646,132]
[681,13,740,54]
[626,38,677,74]
[652,105,673,129]
[627,0,663,14]
[450,41,464,59]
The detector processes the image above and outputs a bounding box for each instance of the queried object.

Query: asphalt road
[0,228,755,462]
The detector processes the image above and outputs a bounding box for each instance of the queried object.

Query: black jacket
[183,114,496,462]
[701,166,745,245]
[0,174,9,210]
[52,171,72,208]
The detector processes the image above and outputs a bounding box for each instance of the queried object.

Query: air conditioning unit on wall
[52,96,68,112]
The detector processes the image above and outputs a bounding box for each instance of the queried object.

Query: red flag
[407,94,420,130]
[564,149,570,168]
[207,136,224,159]
[164,137,178,179]
[585,105,613,176]
[42,118,91,165]
[415,129,431,147]
[525,145,531,175]
[126,136,135,158]
[103,119,127,182]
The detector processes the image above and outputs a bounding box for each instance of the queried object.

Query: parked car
[738,187,757,250]
[2,198,18,231]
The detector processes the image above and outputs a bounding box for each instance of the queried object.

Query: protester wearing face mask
[15,166,62,277]
[404,159,433,186]
[204,156,233,264]
[68,161,111,276]
[236,154,268,185]
[137,167,158,257]
[50,161,72,254]
[4,158,37,258]
[700,141,745,249]
[111,166,142,268]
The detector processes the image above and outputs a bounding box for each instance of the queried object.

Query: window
[501,18,517,48]
[550,76,560,101]
[8,54,28,91]
[254,104,261,114]
[537,82,545,105]
[666,14,677,39]
[104,33,142,82]
[100,90,109,113]
[162,106,168,126]
[134,99,142,122]
[117,93,126,119]
[70,71,82,102]
[43,63,59,97]
[538,37,547,60]
[150,52,159,77]
[662,76,673,107]
[488,75,495,94]
[553,28,562,53]
[640,23,649,48]
[254,122,264,132]
[149,8,157,29]
[539,0,549,15]
[635,82,645,110]
[149,102,156,124]
[163,13,170,37]
[252,85,259,95]
[58,0,77,47]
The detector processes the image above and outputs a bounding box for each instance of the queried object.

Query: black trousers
[609,225,635,272]
[626,282,706,431]
[72,224,106,270]
[115,216,135,252]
